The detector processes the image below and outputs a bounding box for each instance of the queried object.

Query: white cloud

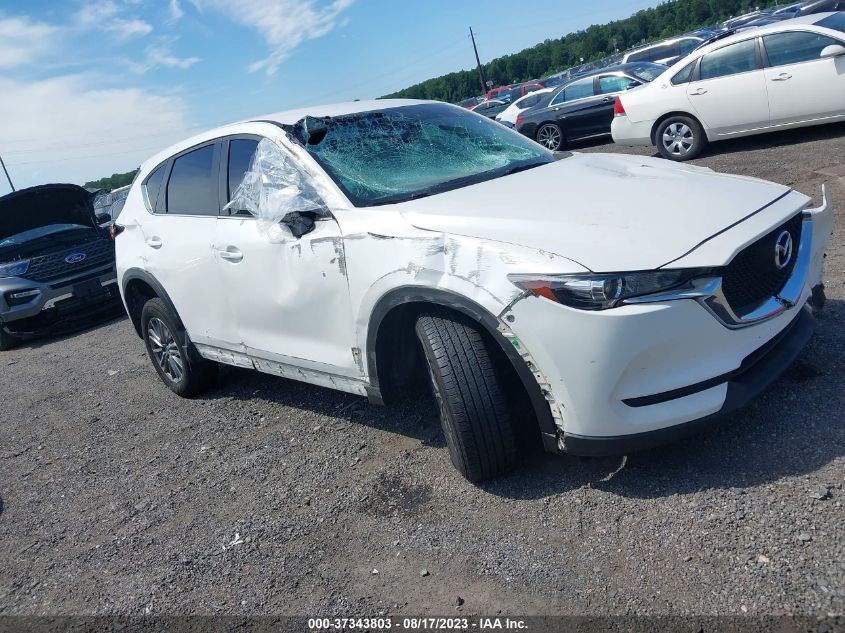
[0,15,60,69]
[194,0,354,75]
[0,75,191,191]
[169,0,185,21]
[127,39,202,73]
[74,0,153,40]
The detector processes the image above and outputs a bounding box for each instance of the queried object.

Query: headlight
[509,270,709,310]
[0,259,30,279]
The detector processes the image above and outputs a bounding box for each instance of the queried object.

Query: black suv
[0,184,121,350]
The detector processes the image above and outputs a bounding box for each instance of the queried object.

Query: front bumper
[0,264,121,337]
[503,189,832,453]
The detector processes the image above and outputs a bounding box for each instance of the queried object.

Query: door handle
[689,88,708,96]
[218,247,243,263]
[771,73,792,81]
[601,97,612,102]
[145,237,162,249]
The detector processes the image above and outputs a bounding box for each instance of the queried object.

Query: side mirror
[820,44,845,59]
[280,210,319,238]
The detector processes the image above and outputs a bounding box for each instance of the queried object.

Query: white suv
[115,99,832,481]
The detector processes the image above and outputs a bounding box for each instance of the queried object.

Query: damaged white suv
[115,100,833,481]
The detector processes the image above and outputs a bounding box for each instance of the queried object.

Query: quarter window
[699,39,759,80]
[598,75,639,94]
[143,164,166,213]
[165,144,219,216]
[763,31,843,67]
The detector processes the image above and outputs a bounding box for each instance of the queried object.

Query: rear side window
[763,31,842,66]
[517,94,541,109]
[562,77,595,101]
[699,39,759,79]
[227,139,259,201]
[143,164,166,212]
[671,60,697,85]
[165,144,219,216]
[598,75,639,94]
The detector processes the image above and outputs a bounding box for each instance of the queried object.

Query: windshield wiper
[501,161,548,177]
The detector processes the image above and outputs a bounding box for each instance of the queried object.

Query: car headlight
[509,269,709,310]
[0,259,31,279]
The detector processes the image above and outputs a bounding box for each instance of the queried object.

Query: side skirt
[194,343,368,396]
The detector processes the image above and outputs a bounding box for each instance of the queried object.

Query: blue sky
[0,0,659,192]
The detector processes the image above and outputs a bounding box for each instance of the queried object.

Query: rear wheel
[0,329,19,352]
[141,298,217,397]
[656,115,707,161]
[415,311,518,482]
[536,123,565,151]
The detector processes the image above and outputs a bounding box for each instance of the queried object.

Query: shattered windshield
[291,103,553,206]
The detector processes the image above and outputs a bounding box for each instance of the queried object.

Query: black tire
[535,122,566,151]
[141,298,217,397]
[415,311,517,482]
[0,329,18,352]
[655,115,707,161]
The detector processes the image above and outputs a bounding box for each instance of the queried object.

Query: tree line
[84,169,138,191]
[383,0,779,102]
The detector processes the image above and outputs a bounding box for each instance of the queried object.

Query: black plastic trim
[563,307,815,457]
[366,286,560,452]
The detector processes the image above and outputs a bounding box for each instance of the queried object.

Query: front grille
[24,237,115,283]
[721,213,803,314]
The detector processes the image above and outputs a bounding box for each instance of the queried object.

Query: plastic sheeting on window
[224,138,327,238]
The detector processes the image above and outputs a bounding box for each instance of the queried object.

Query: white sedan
[495,88,553,126]
[612,12,845,160]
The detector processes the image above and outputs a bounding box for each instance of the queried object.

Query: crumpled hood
[398,153,792,271]
[0,184,98,242]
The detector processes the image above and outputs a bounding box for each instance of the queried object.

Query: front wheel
[536,123,565,151]
[655,116,707,161]
[141,298,217,397]
[415,311,518,482]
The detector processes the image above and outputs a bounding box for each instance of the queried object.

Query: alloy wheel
[662,122,694,157]
[537,124,562,150]
[147,317,183,383]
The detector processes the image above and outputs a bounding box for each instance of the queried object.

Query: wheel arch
[650,111,707,145]
[365,286,560,452]
[122,268,185,338]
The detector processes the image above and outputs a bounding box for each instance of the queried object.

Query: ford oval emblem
[64,252,87,264]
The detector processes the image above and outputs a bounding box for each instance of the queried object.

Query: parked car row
[612,12,845,160]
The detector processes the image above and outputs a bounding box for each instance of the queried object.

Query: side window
[165,144,219,216]
[678,38,700,55]
[763,31,842,67]
[598,75,639,94]
[699,39,759,80]
[227,138,260,207]
[563,77,595,101]
[517,94,540,109]
[143,164,166,213]
[671,59,697,85]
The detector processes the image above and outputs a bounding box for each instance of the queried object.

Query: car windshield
[818,12,845,34]
[628,62,667,81]
[292,103,553,206]
[0,223,90,251]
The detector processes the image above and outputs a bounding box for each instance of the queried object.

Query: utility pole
[0,152,14,192]
[469,27,487,96]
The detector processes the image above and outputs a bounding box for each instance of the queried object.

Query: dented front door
[213,214,361,377]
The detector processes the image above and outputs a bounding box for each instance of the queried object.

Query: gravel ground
[1,123,844,620]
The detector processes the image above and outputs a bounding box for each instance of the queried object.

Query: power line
[0,153,15,191]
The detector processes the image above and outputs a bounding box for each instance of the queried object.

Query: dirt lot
[2,123,845,619]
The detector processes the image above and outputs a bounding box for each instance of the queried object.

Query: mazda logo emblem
[774,231,793,270]
[64,252,87,264]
